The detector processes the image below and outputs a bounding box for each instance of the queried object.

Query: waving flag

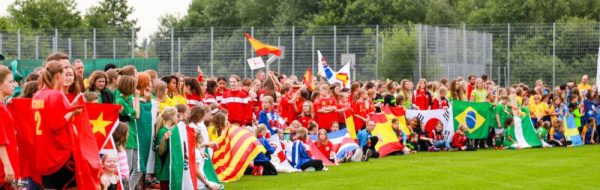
[406,108,454,142]
[310,128,360,160]
[317,50,335,79]
[564,114,584,146]
[212,125,266,182]
[245,33,281,57]
[452,101,494,139]
[268,136,300,173]
[86,103,122,149]
[332,63,352,88]
[308,141,335,166]
[368,112,405,157]
[303,67,315,91]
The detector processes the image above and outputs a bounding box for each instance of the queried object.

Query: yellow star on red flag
[91,113,112,137]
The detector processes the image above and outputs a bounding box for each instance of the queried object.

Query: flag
[247,57,266,70]
[7,98,33,180]
[303,67,315,91]
[368,112,405,158]
[167,125,185,190]
[99,138,125,190]
[70,97,102,190]
[507,115,542,148]
[332,63,351,88]
[212,125,266,182]
[451,101,494,139]
[382,106,411,136]
[317,50,335,79]
[564,115,584,146]
[245,33,281,57]
[406,108,454,142]
[310,128,360,160]
[268,136,299,173]
[86,103,121,149]
[344,109,358,140]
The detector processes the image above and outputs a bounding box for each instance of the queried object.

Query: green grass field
[227,145,600,190]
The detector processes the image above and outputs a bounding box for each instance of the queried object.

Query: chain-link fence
[0,24,599,87]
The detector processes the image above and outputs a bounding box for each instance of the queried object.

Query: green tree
[7,0,83,29]
[85,0,138,30]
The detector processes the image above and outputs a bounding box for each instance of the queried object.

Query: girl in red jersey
[298,101,314,128]
[314,129,337,164]
[184,77,204,107]
[314,84,342,131]
[32,60,83,189]
[412,79,432,110]
[204,80,218,106]
[221,75,251,126]
[352,89,370,131]
[0,66,18,188]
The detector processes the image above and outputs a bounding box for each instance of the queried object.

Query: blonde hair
[296,127,308,140]
[262,95,274,105]
[256,124,267,136]
[155,107,178,136]
[154,80,167,101]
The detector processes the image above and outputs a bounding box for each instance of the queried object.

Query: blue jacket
[357,129,372,147]
[254,138,275,162]
[290,140,312,169]
[583,99,598,118]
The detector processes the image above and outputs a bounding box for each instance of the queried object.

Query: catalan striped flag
[245,33,281,56]
[303,67,315,91]
[212,125,266,182]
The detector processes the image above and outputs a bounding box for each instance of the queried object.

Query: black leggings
[254,161,278,175]
[301,160,324,171]
[550,140,572,147]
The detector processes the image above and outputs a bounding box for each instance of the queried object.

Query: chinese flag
[85,103,121,149]
[303,67,315,91]
[245,33,281,56]
[70,97,102,190]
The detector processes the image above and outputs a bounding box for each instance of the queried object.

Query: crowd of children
[0,52,599,189]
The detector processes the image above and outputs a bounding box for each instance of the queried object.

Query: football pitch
[228,145,600,190]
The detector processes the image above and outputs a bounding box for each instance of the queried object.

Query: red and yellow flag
[244,33,281,57]
[369,109,405,158]
[212,125,266,182]
[303,67,315,91]
[86,103,122,149]
[344,109,358,140]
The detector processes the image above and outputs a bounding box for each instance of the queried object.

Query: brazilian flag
[452,100,494,139]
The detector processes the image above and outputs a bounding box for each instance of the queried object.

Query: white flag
[405,108,455,143]
[247,56,266,70]
[328,62,351,88]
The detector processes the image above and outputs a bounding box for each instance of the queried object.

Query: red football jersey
[32,88,72,175]
[314,97,338,130]
[0,104,20,181]
[315,141,334,159]
[352,100,368,129]
[298,115,313,128]
[279,94,297,124]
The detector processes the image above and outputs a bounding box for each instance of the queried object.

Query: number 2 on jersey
[34,111,42,135]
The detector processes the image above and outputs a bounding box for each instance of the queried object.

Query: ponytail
[155,107,177,139]
[39,60,63,89]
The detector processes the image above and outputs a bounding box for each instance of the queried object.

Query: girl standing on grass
[154,107,183,190]
[112,122,130,186]
[0,66,18,188]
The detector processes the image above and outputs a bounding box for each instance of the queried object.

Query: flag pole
[265,54,278,74]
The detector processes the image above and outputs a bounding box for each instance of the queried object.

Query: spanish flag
[212,125,266,182]
[303,67,315,91]
[369,110,405,158]
[244,33,281,57]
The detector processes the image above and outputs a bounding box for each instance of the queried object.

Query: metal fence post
[17,29,21,59]
[418,24,422,80]
[552,23,556,87]
[0,33,3,53]
[36,36,40,60]
[68,38,72,58]
[93,28,96,59]
[380,34,383,81]
[113,38,116,59]
[311,35,315,74]
[83,39,87,59]
[333,25,337,70]
[346,35,349,54]
[170,28,174,74]
[178,37,181,73]
[292,25,295,76]
[244,34,248,78]
[507,24,511,85]
[132,28,135,58]
[277,36,281,74]
[445,28,449,78]
[54,29,58,53]
[376,25,379,79]
[462,24,467,77]
[210,27,214,77]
